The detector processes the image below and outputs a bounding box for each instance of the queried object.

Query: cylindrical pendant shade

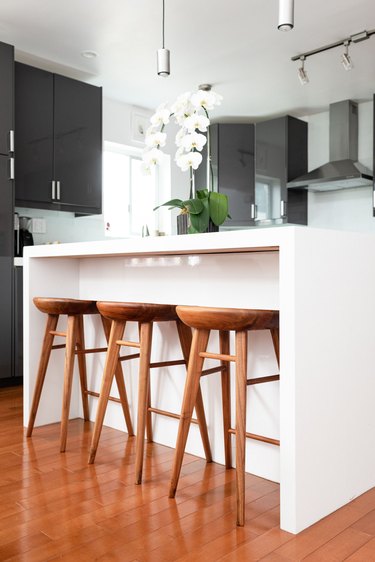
[157,48,170,77]
[278,0,294,31]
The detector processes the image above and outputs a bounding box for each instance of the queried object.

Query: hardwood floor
[1,386,375,561]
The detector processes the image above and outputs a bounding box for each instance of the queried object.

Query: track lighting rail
[291,28,375,61]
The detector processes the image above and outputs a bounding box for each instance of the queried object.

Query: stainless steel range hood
[288,100,373,191]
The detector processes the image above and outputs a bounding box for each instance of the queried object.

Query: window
[103,142,158,237]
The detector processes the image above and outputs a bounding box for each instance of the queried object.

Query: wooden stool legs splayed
[27,297,134,452]
[88,301,214,486]
[169,305,280,527]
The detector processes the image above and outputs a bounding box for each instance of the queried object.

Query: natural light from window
[103,142,158,237]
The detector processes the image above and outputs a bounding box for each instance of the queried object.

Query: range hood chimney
[288,100,373,191]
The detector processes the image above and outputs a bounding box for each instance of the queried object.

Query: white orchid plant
[142,89,230,233]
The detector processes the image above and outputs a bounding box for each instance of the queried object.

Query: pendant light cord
[162,0,165,48]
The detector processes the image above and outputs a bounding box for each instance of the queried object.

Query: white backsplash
[15,207,107,245]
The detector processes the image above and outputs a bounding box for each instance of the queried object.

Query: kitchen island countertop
[23,226,375,534]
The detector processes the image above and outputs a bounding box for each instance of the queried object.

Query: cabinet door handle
[9,157,14,180]
[280,200,287,217]
[56,181,61,200]
[250,203,257,219]
[51,180,56,200]
[9,130,14,153]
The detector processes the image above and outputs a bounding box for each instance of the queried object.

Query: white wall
[307,100,374,232]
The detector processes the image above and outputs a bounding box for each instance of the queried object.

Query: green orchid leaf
[190,197,209,232]
[209,192,229,226]
[153,199,184,211]
[188,224,199,234]
[182,198,204,215]
[196,188,209,199]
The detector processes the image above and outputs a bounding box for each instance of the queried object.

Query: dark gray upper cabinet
[15,64,54,206]
[255,116,308,225]
[0,42,14,383]
[195,123,255,227]
[15,63,102,214]
[0,42,14,157]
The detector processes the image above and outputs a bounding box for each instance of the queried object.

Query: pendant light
[157,0,170,77]
[278,0,294,31]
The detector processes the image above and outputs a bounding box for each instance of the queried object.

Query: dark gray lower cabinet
[14,266,23,381]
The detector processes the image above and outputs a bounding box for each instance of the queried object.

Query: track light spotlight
[341,41,353,71]
[157,0,170,77]
[297,56,309,85]
[278,0,294,31]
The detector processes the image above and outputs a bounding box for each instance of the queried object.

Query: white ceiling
[0,0,374,120]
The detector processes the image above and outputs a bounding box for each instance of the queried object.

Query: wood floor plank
[3,385,375,562]
[302,527,372,561]
[345,537,375,561]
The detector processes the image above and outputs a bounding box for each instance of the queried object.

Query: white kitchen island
[23,225,375,534]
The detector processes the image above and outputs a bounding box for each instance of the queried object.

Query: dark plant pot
[177,214,219,235]
[177,213,189,235]
[207,219,219,233]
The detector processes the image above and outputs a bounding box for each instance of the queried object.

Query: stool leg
[101,316,134,437]
[60,315,79,452]
[176,319,212,463]
[26,314,59,437]
[76,315,90,421]
[88,319,125,464]
[235,329,248,526]
[169,328,210,499]
[219,330,232,469]
[270,327,280,368]
[135,321,153,484]
[137,322,153,444]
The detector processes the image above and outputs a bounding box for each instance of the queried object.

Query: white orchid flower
[142,147,164,166]
[174,146,185,161]
[191,90,223,110]
[184,113,210,133]
[150,104,171,127]
[176,151,203,171]
[171,92,192,114]
[175,128,188,147]
[181,132,207,152]
[145,131,167,148]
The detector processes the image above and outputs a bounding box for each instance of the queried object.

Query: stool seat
[33,297,99,316]
[97,301,178,323]
[176,306,279,332]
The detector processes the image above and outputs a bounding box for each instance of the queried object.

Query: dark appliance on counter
[15,215,34,257]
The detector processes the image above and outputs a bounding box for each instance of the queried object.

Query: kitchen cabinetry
[195,124,255,227]
[0,41,15,385]
[15,63,102,214]
[14,266,23,381]
[255,115,308,225]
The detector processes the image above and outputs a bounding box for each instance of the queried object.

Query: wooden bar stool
[27,297,134,452]
[88,301,219,486]
[169,305,280,527]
